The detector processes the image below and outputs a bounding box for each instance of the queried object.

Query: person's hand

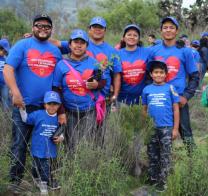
[53,135,64,144]
[86,79,98,90]
[12,91,25,108]
[172,128,179,140]
[58,113,67,125]
[110,95,117,103]
[179,96,188,108]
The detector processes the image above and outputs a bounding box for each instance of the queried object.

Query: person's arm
[112,72,121,99]
[48,38,62,48]
[172,103,180,140]
[3,64,24,108]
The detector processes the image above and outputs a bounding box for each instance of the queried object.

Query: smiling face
[69,38,87,60]
[161,21,178,41]
[32,19,52,41]
[44,102,60,115]
[123,29,140,49]
[88,24,106,42]
[150,68,167,85]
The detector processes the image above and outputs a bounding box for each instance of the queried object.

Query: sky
[182,0,196,8]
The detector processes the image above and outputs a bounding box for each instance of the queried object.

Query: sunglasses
[34,23,52,30]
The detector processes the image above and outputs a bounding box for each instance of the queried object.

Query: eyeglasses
[33,23,52,30]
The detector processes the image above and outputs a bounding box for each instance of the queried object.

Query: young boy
[142,60,180,192]
[0,38,11,111]
[20,91,63,192]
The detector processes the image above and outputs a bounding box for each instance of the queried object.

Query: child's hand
[53,135,64,144]
[172,128,179,140]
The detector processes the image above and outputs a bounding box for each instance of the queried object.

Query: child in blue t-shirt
[0,39,11,111]
[142,60,180,192]
[20,91,63,191]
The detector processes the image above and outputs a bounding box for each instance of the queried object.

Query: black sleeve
[183,71,200,100]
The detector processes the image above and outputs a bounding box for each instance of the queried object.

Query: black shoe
[145,178,158,186]
[155,182,167,192]
[48,179,61,190]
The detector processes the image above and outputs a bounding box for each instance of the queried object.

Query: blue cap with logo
[89,16,107,28]
[0,39,10,53]
[161,16,179,28]
[44,91,61,104]
[70,29,89,43]
[191,40,200,47]
[123,24,141,35]
[201,32,208,38]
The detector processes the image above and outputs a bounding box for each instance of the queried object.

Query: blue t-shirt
[142,83,179,127]
[118,47,150,104]
[148,43,198,95]
[6,37,62,106]
[53,56,99,111]
[61,40,122,97]
[27,110,58,158]
[0,56,6,85]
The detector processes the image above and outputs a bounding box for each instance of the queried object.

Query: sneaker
[48,179,61,190]
[155,182,167,192]
[39,181,48,195]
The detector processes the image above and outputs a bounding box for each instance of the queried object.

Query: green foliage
[0,9,30,43]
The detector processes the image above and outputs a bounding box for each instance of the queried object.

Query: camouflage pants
[147,127,172,183]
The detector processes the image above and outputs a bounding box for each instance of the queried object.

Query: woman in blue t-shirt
[117,24,150,105]
[53,29,106,152]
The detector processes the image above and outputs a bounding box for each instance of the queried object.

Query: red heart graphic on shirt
[154,56,180,82]
[96,53,108,68]
[122,60,146,85]
[66,69,93,96]
[27,49,56,77]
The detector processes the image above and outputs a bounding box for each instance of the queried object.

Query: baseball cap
[123,24,141,35]
[154,39,162,45]
[161,16,179,29]
[44,91,61,104]
[33,14,52,25]
[179,34,188,39]
[201,32,208,38]
[89,16,107,28]
[70,29,89,43]
[0,39,10,53]
[191,40,200,47]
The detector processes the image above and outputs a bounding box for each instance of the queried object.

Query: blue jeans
[179,103,195,153]
[9,105,43,183]
[0,84,11,111]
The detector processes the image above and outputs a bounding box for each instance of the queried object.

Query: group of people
[2,13,207,193]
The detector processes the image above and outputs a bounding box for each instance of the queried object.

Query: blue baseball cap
[201,32,208,38]
[123,24,141,35]
[44,91,61,104]
[70,29,89,43]
[191,40,200,47]
[154,39,162,45]
[0,39,10,53]
[89,16,107,28]
[161,16,179,29]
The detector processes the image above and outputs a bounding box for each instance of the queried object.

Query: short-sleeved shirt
[142,83,180,127]
[53,56,99,111]
[61,40,122,97]
[0,56,6,85]
[148,43,198,95]
[6,37,62,106]
[118,47,150,104]
[27,110,58,158]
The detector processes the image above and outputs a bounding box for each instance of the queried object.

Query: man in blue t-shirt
[142,60,180,192]
[0,38,11,111]
[148,16,199,154]
[3,14,62,191]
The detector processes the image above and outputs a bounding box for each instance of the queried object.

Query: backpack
[201,85,208,107]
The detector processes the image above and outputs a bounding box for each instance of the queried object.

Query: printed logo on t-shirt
[66,69,93,96]
[122,60,146,85]
[27,49,56,77]
[155,56,180,82]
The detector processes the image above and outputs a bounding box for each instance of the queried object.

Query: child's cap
[70,29,89,43]
[161,16,179,29]
[191,40,200,47]
[89,16,107,28]
[148,60,168,73]
[123,24,141,36]
[44,91,61,104]
[0,39,10,53]
[201,32,208,38]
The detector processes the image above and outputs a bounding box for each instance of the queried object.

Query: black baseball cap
[33,14,52,25]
